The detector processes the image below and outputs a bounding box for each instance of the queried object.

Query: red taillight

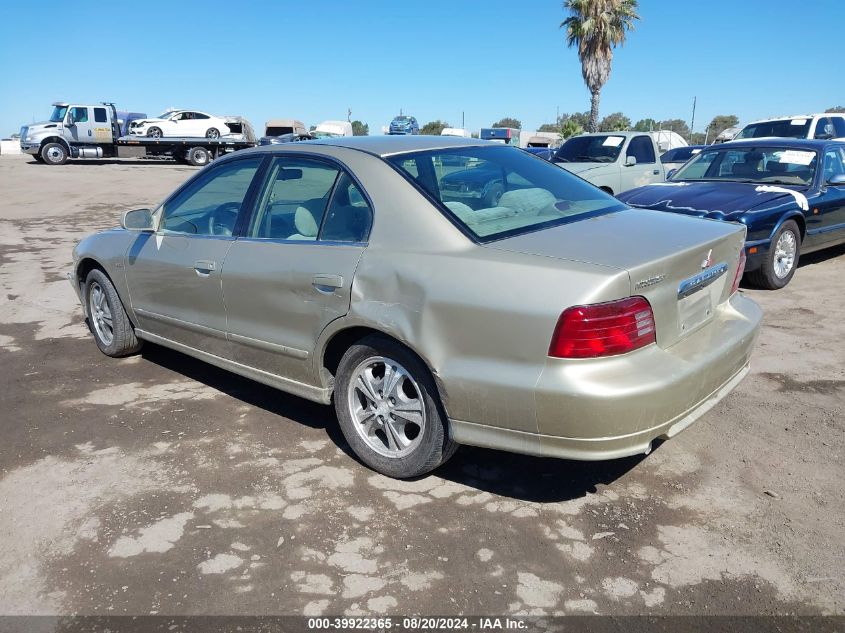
[549,297,656,359]
[731,249,747,295]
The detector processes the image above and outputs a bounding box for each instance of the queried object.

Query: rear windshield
[387,145,625,241]
[736,118,811,139]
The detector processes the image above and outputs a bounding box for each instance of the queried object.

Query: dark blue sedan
[617,139,845,289]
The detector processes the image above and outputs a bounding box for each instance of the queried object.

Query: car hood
[132,118,167,126]
[616,181,810,218]
[25,121,60,132]
[556,162,615,175]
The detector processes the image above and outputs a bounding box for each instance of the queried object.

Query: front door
[67,106,95,144]
[621,135,660,192]
[223,156,373,384]
[809,146,845,246]
[124,155,264,356]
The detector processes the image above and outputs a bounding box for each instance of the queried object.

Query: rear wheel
[334,335,456,478]
[146,126,163,138]
[41,142,68,165]
[84,269,142,357]
[205,127,220,139]
[748,219,800,290]
[186,146,210,167]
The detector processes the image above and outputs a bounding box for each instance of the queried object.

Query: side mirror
[625,155,637,166]
[121,208,154,231]
[66,114,75,126]
[828,174,845,186]
[666,168,678,180]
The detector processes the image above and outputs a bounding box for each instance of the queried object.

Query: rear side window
[833,117,845,138]
[321,174,373,243]
[94,108,107,123]
[627,136,656,164]
[249,157,340,240]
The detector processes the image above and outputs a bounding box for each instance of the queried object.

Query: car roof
[744,113,839,124]
[288,135,490,157]
[716,138,841,150]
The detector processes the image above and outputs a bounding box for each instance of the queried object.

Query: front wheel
[747,220,801,290]
[334,335,456,478]
[41,142,68,165]
[146,126,163,138]
[85,269,143,357]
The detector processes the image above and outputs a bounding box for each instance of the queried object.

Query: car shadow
[740,241,845,289]
[140,343,647,502]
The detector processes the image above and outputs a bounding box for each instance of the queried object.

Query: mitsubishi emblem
[701,249,713,269]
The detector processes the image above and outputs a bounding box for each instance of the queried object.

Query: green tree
[826,106,845,113]
[707,114,739,140]
[658,118,690,138]
[561,0,639,133]
[560,119,583,139]
[538,122,560,132]
[420,120,450,135]
[633,118,657,132]
[491,117,522,129]
[688,132,706,144]
[598,112,631,131]
[351,120,369,136]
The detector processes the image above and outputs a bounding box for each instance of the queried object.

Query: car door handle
[312,274,343,292]
[194,260,216,274]
[653,169,660,175]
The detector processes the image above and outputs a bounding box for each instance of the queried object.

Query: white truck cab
[735,113,845,141]
[552,131,669,195]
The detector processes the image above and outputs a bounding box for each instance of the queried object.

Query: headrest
[294,206,319,237]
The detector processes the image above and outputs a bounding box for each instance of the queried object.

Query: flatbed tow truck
[19,102,256,166]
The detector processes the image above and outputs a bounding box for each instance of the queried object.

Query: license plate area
[677,262,728,336]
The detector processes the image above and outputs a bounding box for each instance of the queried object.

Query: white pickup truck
[552,131,669,195]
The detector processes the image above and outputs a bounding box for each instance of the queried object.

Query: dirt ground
[0,153,843,617]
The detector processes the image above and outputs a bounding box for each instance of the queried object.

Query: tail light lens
[549,297,656,359]
[731,249,747,295]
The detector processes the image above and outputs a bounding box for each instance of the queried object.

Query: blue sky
[1,0,843,137]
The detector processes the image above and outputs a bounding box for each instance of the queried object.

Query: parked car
[552,131,666,195]
[258,133,313,146]
[312,121,353,138]
[735,113,845,142]
[70,136,760,478]
[617,139,845,289]
[661,145,706,177]
[129,110,231,139]
[523,147,555,160]
[440,128,472,138]
[388,115,419,135]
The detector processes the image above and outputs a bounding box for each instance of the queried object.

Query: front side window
[160,157,263,236]
[69,107,89,123]
[672,146,818,186]
[389,145,625,241]
[822,147,845,181]
[627,136,656,164]
[553,135,625,163]
[94,108,107,123]
[248,158,340,240]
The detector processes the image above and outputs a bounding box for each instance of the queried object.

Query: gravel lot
[0,153,843,617]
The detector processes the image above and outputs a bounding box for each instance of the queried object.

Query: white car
[129,110,231,139]
[735,113,845,141]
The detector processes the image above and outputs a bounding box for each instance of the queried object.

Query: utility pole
[462,111,465,128]
[347,108,351,122]
[689,96,697,141]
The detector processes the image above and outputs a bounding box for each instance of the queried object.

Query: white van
[313,120,353,138]
[440,127,472,138]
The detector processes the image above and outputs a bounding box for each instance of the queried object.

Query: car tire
[334,335,457,478]
[84,268,143,357]
[186,147,210,167]
[147,126,163,138]
[205,128,220,139]
[41,142,68,165]
[747,219,801,290]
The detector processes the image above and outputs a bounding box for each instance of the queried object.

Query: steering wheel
[207,202,240,236]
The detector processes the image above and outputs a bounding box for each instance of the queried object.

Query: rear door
[621,135,661,191]
[124,155,265,357]
[222,155,372,383]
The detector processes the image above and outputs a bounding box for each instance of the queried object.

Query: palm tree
[561,0,639,133]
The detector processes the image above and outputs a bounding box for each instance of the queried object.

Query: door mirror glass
[625,155,637,166]
[121,208,154,231]
[666,168,677,180]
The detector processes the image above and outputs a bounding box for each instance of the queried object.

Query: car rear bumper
[450,292,762,460]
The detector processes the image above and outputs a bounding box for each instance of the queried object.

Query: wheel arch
[318,324,451,417]
[39,136,71,152]
[773,211,806,242]
[75,257,136,325]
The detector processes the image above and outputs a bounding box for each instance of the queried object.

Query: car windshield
[553,135,625,163]
[671,146,818,186]
[49,106,68,122]
[388,145,626,241]
[736,118,812,139]
[393,117,409,122]
[155,111,176,120]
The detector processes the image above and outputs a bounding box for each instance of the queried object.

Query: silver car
[71,136,762,478]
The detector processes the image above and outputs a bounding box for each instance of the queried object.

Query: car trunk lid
[486,209,746,349]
